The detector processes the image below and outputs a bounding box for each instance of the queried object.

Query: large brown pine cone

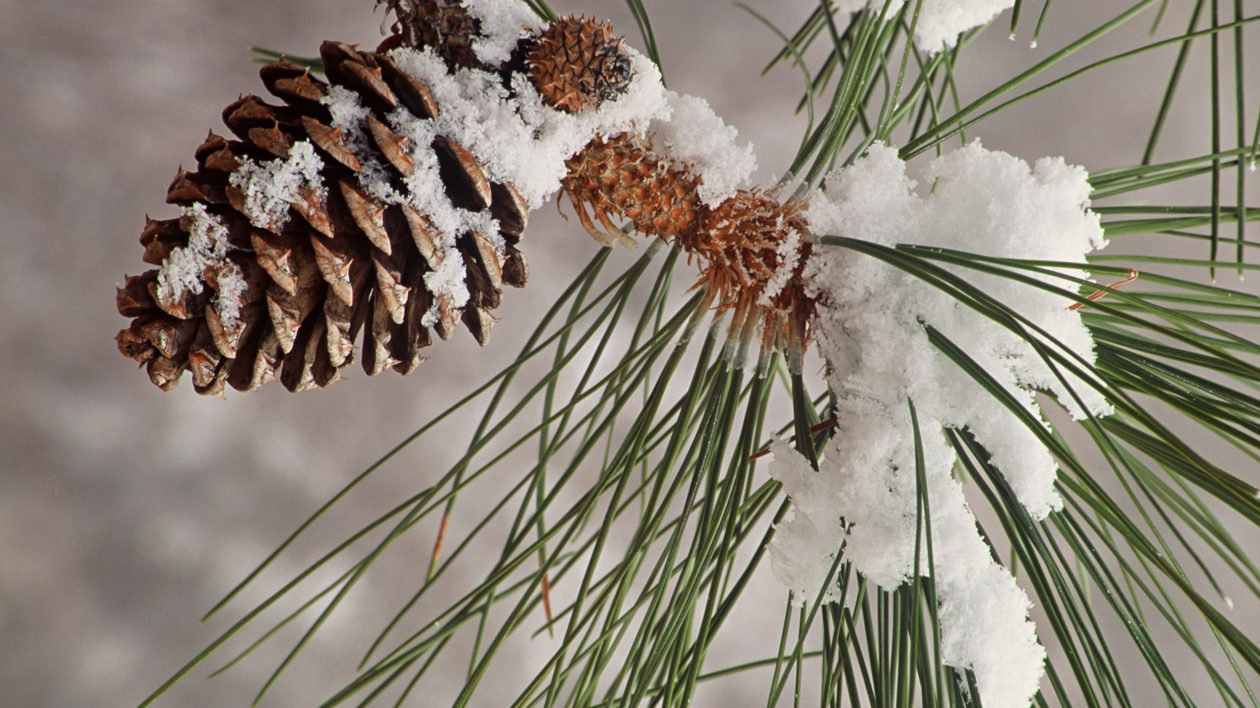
[116,41,530,395]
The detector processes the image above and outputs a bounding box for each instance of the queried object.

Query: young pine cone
[526,15,633,113]
[562,132,813,346]
[117,41,530,395]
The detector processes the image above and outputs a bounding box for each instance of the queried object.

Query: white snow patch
[647,91,756,207]
[771,428,1045,708]
[463,0,545,66]
[422,252,471,328]
[802,142,1109,517]
[833,0,1015,52]
[155,203,230,312]
[214,262,248,328]
[155,204,246,326]
[229,140,326,233]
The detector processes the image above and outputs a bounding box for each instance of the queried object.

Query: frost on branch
[833,0,1015,51]
[768,142,1110,707]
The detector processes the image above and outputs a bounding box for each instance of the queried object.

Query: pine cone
[694,190,813,323]
[117,41,530,395]
[377,0,486,71]
[525,16,634,113]
[118,9,642,396]
[561,132,812,342]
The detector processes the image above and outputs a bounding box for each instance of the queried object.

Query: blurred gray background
[2,0,1257,706]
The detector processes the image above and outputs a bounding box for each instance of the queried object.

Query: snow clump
[769,141,1111,707]
[229,140,326,234]
[462,0,546,65]
[831,0,1015,51]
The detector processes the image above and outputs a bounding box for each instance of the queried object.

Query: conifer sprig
[137,1,1260,705]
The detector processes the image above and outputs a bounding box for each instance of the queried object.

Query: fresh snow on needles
[770,142,1110,707]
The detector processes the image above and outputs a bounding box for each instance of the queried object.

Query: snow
[155,203,229,309]
[154,203,246,326]
[647,91,756,207]
[229,140,327,233]
[833,0,1015,51]
[387,44,669,209]
[771,433,1045,708]
[766,141,1111,707]
[802,138,1106,518]
[462,0,545,66]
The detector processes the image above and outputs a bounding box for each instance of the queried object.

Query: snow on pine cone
[116,14,641,395]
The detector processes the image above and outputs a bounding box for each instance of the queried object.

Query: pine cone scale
[249,230,300,295]
[400,204,441,269]
[366,116,416,177]
[116,272,159,317]
[377,54,440,119]
[489,181,527,237]
[309,233,356,305]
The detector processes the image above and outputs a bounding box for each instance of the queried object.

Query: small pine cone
[525,16,634,114]
[561,133,703,245]
[377,0,486,71]
[117,41,530,394]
